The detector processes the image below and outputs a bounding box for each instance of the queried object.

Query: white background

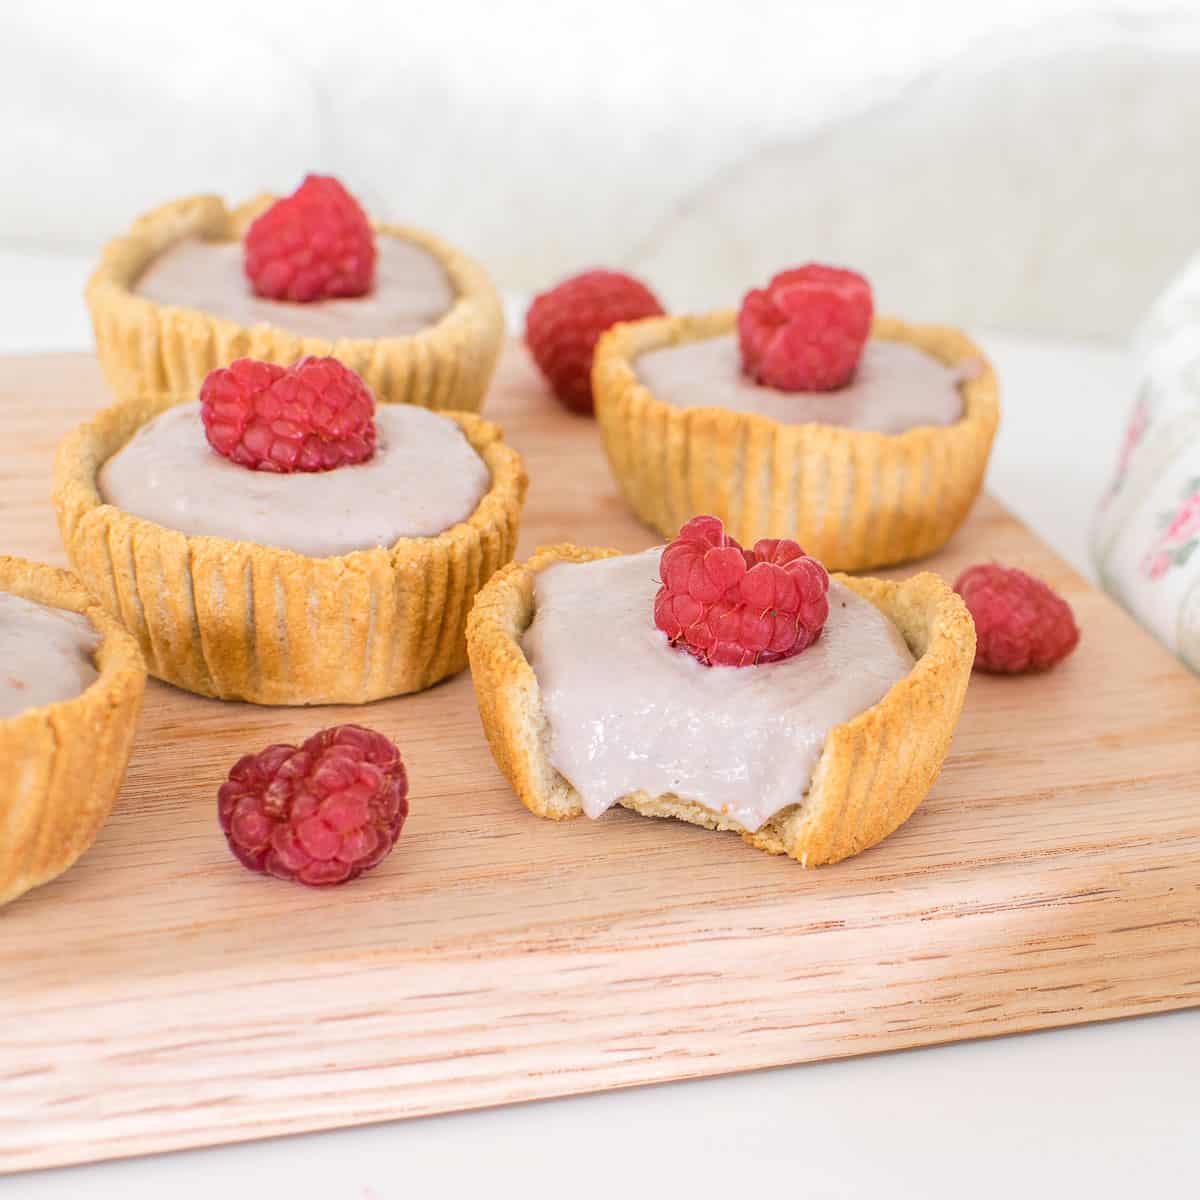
[3,0,1198,1194]
[4,0,1200,340]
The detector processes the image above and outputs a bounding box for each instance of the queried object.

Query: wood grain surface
[1,349,1198,1174]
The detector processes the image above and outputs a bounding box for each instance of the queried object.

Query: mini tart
[467,545,975,866]
[87,193,506,413]
[54,395,528,706]
[0,557,144,907]
[593,311,1000,572]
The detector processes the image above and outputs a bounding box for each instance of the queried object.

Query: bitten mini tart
[593,267,999,572]
[87,177,506,413]
[54,357,527,706]
[467,518,975,866]
[0,556,144,907]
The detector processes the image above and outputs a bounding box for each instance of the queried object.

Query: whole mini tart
[0,556,145,907]
[87,187,506,413]
[466,534,975,866]
[54,362,527,705]
[592,303,1000,572]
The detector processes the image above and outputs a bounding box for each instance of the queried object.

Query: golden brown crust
[0,557,145,907]
[86,193,506,413]
[592,310,1000,572]
[54,395,528,705]
[467,544,975,865]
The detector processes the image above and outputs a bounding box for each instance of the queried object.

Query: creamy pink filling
[0,592,99,719]
[636,334,969,433]
[135,235,455,340]
[99,403,490,557]
[522,549,914,831]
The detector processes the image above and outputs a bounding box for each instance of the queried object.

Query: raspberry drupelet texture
[200,355,377,472]
[738,264,873,392]
[244,174,376,302]
[525,269,664,414]
[654,515,830,667]
[954,563,1080,674]
[218,724,408,886]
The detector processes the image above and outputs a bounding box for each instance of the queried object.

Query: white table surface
[3,251,1197,1197]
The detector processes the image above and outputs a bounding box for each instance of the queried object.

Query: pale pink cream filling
[134,235,455,340]
[522,549,914,832]
[636,334,970,433]
[99,403,491,557]
[0,592,99,719]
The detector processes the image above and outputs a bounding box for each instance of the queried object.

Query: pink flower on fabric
[1146,552,1171,580]
[1142,479,1200,581]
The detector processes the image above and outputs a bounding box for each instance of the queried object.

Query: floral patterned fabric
[1093,252,1200,672]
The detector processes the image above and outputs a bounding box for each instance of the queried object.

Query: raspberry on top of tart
[200,355,377,473]
[653,514,830,667]
[243,175,377,303]
[737,264,874,392]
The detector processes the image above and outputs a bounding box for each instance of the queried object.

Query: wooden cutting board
[2,349,1198,1175]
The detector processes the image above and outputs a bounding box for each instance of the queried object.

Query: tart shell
[0,557,145,907]
[467,544,975,866]
[592,311,1000,572]
[54,397,528,706]
[86,194,506,413]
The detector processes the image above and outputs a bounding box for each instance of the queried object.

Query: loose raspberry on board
[954,563,1079,673]
[525,269,664,414]
[218,725,409,887]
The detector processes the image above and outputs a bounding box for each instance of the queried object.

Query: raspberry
[654,515,830,667]
[525,269,664,414]
[200,355,376,472]
[954,563,1080,674]
[738,264,873,392]
[244,174,376,302]
[218,724,408,887]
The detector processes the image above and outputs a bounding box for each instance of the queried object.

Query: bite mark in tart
[466,518,975,865]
